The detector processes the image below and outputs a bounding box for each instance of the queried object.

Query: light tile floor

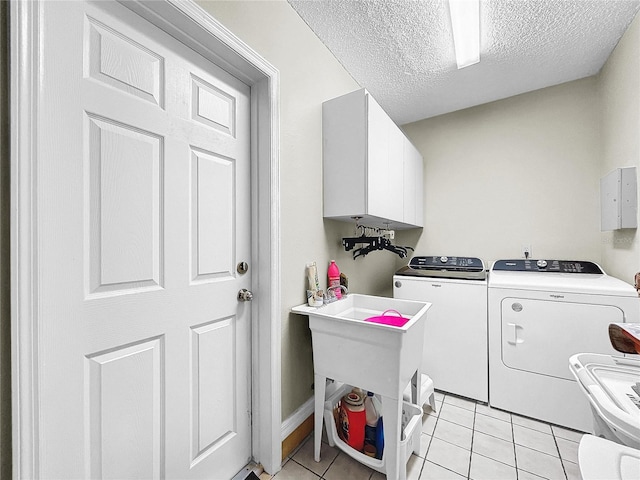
[261,391,586,480]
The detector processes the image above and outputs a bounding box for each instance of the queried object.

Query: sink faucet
[325,285,348,303]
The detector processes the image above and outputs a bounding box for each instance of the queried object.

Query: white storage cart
[292,294,431,480]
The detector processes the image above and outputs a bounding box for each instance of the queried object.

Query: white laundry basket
[569,353,640,449]
[578,435,640,480]
[323,383,422,474]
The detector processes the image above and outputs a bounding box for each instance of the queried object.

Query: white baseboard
[281,395,314,440]
[280,381,344,440]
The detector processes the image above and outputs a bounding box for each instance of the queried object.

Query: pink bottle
[328,260,342,299]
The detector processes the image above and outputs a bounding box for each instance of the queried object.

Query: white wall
[401,77,602,268]
[599,12,640,284]
[197,0,401,420]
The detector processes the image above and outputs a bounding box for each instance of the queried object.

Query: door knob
[238,289,253,302]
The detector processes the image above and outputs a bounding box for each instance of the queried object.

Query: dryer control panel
[492,259,603,274]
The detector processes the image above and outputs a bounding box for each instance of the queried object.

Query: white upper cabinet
[322,88,424,229]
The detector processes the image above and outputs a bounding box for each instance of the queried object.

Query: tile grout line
[511,412,520,480]
[550,428,569,480]
[466,403,477,480]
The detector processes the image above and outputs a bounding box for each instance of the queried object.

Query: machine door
[501,298,623,380]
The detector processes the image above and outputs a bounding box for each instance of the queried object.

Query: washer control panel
[492,259,603,274]
[410,256,484,271]
[395,256,486,280]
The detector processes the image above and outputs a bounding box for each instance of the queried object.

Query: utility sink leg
[314,374,326,463]
[412,371,422,456]
[381,395,405,480]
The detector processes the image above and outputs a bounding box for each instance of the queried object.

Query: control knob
[536,260,548,269]
[440,256,448,263]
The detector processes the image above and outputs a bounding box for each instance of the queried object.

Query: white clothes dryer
[488,259,639,432]
[394,256,488,402]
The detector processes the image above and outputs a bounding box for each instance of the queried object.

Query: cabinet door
[403,139,424,227]
[322,89,367,220]
[367,94,403,224]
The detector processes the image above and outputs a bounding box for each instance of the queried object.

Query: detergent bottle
[328,260,342,299]
[364,391,380,456]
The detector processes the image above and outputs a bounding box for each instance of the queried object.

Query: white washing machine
[394,256,488,402]
[488,259,640,432]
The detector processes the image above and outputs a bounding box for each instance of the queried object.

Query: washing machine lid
[489,260,636,296]
[579,435,640,480]
[570,353,640,445]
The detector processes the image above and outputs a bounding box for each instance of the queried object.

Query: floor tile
[323,451,375,480]
[552,424,585,443]
[512,414,552,434]
[469,453,517,480]
[426,437,471,477]
[433,418,473,451]
[472,431,515,467]
[556,437,579,464]
[513,424,559,457]
[476,403,511,422]
[259,472,273,480]
[406,453,425,480]
[422,412,438,435]
[444,394,477,412]
[272,459,320,480]
[439,403,475,429]
[417,433,431,459]
[420,460,465,479]
[474,413,513,442]
[291,436,339,476]
[563,458,583,480]
[516,469,548,480]
[515,444,566,480]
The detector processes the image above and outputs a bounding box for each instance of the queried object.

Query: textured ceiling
[288,0,640,124]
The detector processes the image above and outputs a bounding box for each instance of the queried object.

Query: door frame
[10,0,282,476]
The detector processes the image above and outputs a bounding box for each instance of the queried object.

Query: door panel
[190,318,236,464]
[501,298,623,380]
[191,147,235,281]
[38,1,252,478]
[86,114,164,294]
[86,337,164,479]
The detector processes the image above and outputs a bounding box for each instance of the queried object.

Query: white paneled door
[36,1,251,478]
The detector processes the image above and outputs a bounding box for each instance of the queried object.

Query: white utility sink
[292,294,431,399]
[292,294,431,480]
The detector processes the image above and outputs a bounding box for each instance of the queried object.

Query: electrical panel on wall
[600,166,638,231]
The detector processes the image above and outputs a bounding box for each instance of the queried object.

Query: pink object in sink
[364,309,410,327]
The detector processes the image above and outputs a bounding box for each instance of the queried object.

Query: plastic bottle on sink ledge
[328,260,342,299]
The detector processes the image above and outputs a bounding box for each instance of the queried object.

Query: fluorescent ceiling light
[448,0,480,69]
